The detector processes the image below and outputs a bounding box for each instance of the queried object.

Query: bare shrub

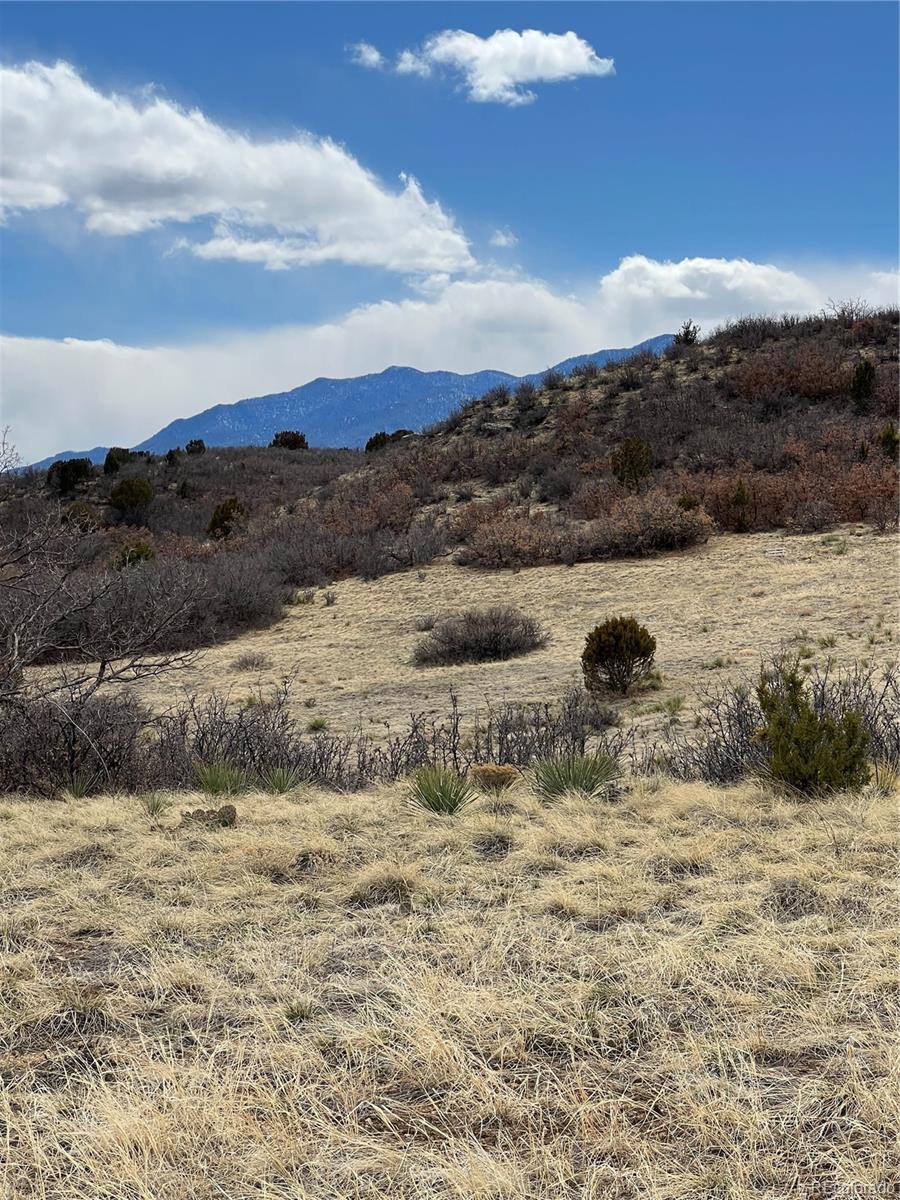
[0,679,636,796]
[414,606,548,666]
[455,506,565,568]
[790,499,837,533]
[583,491,714,557]
[0,693,155,796]
[1,511,202,705]
[199,551,289,641]
[730,343,846,404]
[231,652,272,672]
[679,457,897,532]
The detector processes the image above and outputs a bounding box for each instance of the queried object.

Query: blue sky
[1,2,897,460]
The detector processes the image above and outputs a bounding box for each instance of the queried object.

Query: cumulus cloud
[349,42,384,70]
[6,255,896,463]
[490,227,518,248]
[0,60,474,274]
[357,29,614,105]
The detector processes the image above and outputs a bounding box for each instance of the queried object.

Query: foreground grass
[1,778,897,1198]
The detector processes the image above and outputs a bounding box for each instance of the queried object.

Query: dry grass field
[5,524,898,1197]
[133,527,898,740]
[2,775,897,1198]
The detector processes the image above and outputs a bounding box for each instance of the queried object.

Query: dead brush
[470,763,520,795]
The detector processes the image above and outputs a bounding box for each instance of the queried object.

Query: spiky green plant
[531,753,621,803]
[62,769,102,799]
[193,761,249,796]
[407,767,477,815]
[257,765,306,794]
[139,792,171,819]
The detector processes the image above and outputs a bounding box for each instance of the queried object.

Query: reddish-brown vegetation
[3,305,897,658]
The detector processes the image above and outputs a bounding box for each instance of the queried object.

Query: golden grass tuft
[1,776,898,1197]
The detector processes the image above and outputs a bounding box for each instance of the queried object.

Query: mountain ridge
[29,334,672,469]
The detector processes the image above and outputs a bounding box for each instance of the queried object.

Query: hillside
[3,312,899,1200]
[6,306,897,671]
[28,335,673,468]
[130,526,899,740]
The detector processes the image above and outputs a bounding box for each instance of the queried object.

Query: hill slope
[30,335,672,467]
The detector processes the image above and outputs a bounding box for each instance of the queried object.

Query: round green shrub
[610,437,652,489]
[103,447,135,475]
[582,616,657,696]
[270,430,308,450]
[849,357,876,414]
[47,457,94,494]
[108,477,154,523]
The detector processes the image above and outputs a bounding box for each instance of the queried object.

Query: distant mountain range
[29,334,672,469]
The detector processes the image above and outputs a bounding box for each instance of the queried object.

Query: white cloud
[5,255,896,463]
[349,42,384,70]
[367,29,614,105]
[395,50,432,78]
[0,59,474,274]
[490,227,518,248]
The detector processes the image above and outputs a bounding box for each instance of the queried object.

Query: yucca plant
[193,761,249,796]
[61,768,102,799]
[257,765,306,794]
[531,753,621,802]
[407,766,477,815]
[139,791,171,820]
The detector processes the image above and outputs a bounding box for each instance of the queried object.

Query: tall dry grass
[1,774,897,1198]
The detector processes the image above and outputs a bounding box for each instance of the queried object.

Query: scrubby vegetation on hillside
[393,303,899,564]
[3,304,897,666]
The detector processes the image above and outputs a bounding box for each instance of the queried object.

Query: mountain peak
[29,336,673,468]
